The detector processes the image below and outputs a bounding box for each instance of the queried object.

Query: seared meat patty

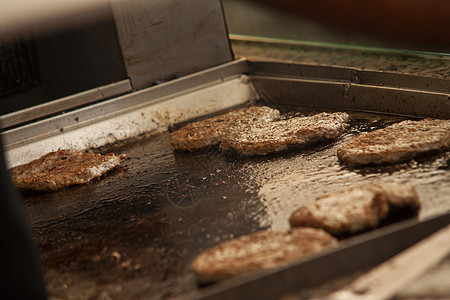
[289,182,420,235]
[337,118,450,166]
[9,150,126,191]
[191,227,338,284]
[220,112,349,156]
[170,106,280,151]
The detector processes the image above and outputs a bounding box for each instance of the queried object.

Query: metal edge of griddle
[249,75,450,119]
[2,58,250,148]
[0,79,132,129]
[248,60,450,94]
[191,212,450,300]
[247,60,450,119]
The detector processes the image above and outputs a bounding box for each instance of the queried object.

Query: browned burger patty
[191,227,338,284]
[9,150,126,191]
[289,182,420,236]
[337,118,450,166]
[170,106,280,151]
[220,112,350,156]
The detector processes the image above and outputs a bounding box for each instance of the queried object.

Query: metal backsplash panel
[111,0,233,90]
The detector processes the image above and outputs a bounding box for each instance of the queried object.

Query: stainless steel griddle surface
[21,107,450,299]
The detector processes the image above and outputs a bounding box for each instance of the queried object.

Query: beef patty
[9,150,126,191]
[220,112,349,156]
[191,227,338,284]
[337,118,450,166]
[170,106,280,151]
[289,182,420,236]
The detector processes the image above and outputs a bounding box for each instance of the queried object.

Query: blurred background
[222,0,450,54]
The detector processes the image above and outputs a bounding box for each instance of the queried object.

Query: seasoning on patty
[337,118,450,166]
[10,150,126,191]
[191,227,338,284]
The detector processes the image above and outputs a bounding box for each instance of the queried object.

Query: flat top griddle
[21,106,450,300]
